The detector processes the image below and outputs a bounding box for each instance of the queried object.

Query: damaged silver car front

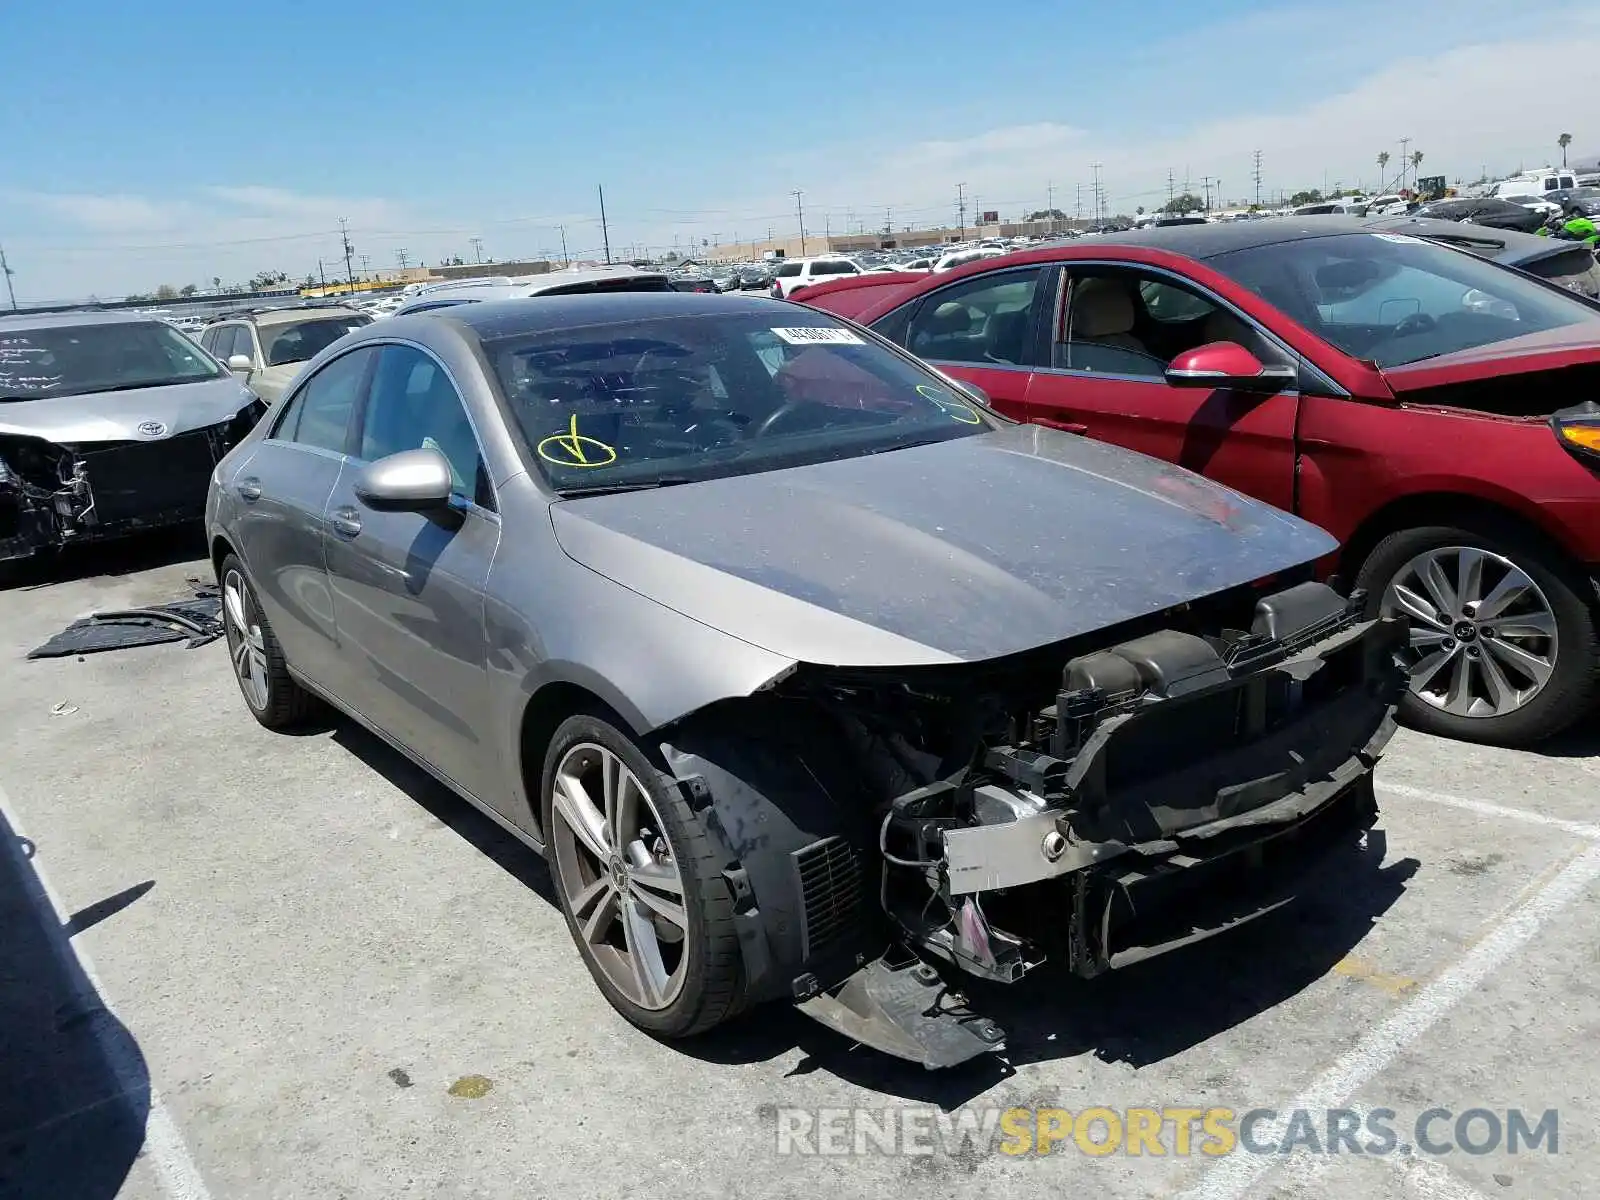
[659,578,1406,1069]
[1,313,267,565]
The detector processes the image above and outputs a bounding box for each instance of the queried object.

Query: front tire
[1356,523,1599,746]
[541,712,744,1038]
[218,553,320,730]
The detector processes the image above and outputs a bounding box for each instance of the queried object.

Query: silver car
[2,311,266,568]
[205,293,1406,1067]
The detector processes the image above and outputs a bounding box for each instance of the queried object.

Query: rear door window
[902,267,1043,366]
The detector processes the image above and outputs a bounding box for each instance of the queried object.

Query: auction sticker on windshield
[771,327,866,345]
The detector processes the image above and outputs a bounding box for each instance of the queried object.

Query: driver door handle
[235,477,262,502]
[1034,417,1089,435]
[329,506,363,538]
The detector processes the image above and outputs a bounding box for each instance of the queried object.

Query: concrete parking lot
[2,532,1598,1200]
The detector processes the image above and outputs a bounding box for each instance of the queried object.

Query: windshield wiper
[554,476,695,498]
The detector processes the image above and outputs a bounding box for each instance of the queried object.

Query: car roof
[0,309,163,332]
[250,305,365,326]
[421,290,805,341]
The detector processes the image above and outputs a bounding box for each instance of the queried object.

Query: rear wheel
[541,712,743,1038]
[1357,523,1600,746]
[219,553,320,729]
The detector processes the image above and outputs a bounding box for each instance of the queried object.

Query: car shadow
[1526,714,1600,760]
[680,828,1418,1107]
[327,719,556,903]
[0,525,209,592]
[0,810,153,1199]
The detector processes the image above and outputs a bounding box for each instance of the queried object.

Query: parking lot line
[1179,840,1600,1200]
[1379,781,1600,840]
[0,782,213,1200]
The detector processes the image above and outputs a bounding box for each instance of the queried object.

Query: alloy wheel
[222,568,270,711]
[550,742,688,1011]
[1380,545,1559,719]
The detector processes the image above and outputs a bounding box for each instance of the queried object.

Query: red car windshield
[1209,231,1600,367]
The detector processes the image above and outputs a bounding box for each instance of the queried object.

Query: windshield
[260,315,371,367]
[0,320,222,400]
[1209,231,1600,367]
[487,312,996,493]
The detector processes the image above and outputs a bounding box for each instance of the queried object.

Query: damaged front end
[0,403,265,564]
[662,579,1407,1069]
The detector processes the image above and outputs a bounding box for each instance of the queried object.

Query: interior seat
[1066,279,1163,374]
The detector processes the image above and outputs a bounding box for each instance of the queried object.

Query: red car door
[1015,264,1301,515]
[895,264,1049,414]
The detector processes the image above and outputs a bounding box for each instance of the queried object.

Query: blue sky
[2,0,1596,300]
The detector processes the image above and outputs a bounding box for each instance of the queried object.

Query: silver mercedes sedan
[205,292,1405,1067]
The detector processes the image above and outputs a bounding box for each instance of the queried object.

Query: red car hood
[1382,320,1600,391]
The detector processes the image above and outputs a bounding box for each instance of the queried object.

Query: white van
[1490,169,1577,198]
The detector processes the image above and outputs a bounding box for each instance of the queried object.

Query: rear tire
[218,553,320,730]
[1356,522,1599,746]
[540,711,744,1038]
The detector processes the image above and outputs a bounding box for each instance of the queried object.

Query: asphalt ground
[2,529,1598,1200]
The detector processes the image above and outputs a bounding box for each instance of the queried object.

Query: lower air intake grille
[792,836,862,959]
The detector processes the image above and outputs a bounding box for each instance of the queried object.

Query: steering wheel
[1392,312,1436,338]
[752,400,814,438]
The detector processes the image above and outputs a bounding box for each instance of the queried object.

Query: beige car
[199,306,371,404]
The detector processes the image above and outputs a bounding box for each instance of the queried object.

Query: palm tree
[1410,151,1424,192]
[1558,133,1572,167]
[1377,151,1390,190]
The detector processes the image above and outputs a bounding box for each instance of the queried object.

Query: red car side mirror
[1164,341,1296,393]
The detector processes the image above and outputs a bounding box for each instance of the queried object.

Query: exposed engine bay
[0,400,265,563]
[662,578,1408,1068]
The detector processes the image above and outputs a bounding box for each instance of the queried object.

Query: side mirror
[227,354,253,373]
[1165,341,1295,393]
[353,447,455,512]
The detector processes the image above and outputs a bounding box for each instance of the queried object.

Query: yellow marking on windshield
[537,413,617,468]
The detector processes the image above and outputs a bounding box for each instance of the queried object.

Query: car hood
[1382,321,1600,391]
[550,423,1337,667]
[250,363,303,402]
[0,376,256,443]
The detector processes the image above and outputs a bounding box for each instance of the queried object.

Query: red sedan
[796,219,1600,747]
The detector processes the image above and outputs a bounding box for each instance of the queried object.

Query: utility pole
[338,217,356,293]
[0,244,16,311]
[358,254,370,278]
[558,225,569,266]
[1398,138,1411,192]
[956,182,966,240]
[396,248,410,270]
[1075,182,1083,221]
[792,189,807,255]
[1091,163,1103,223]
[598,184,612,264]
[469,237,484,264]
[1252,150,1263,207]
[1202,176,1213,212]
[318,259,328,290]
[1167,168,1176,208]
